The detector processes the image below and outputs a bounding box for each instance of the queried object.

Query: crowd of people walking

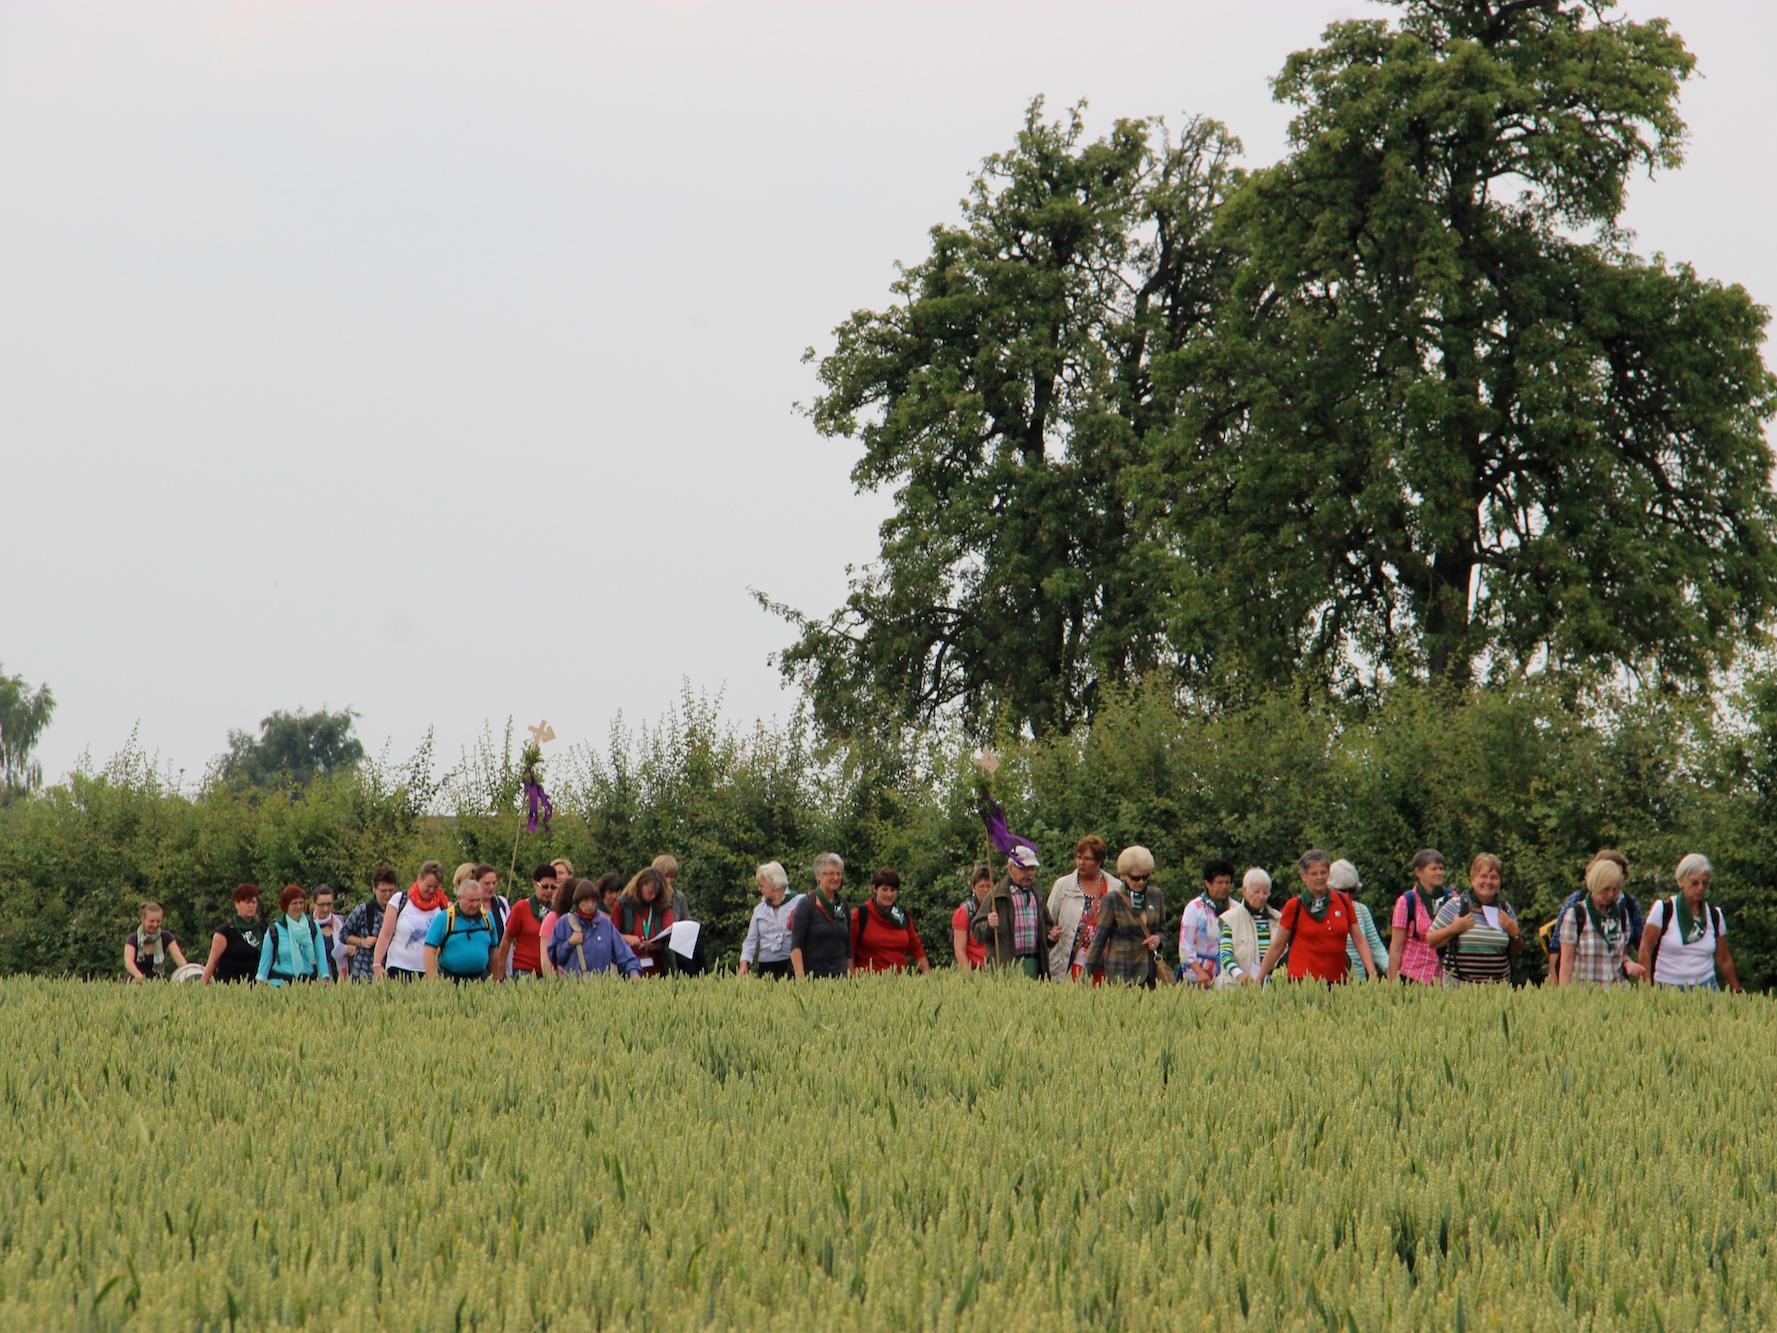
[123,840,1743,992]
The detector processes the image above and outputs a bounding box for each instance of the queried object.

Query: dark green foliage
[6,681,1777,989]
[772,1,1777,734]
[218,707,366,792]
[760,103,1244,738]
[1190,0,1777,688]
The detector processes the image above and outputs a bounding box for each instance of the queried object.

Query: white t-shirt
[386,894,443,972]
[1649,897,1723,987]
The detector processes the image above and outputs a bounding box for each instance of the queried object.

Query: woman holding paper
[1427,853,1520,985]
[614,867,677,977]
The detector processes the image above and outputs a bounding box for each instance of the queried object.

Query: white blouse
[1649,897,1723,988]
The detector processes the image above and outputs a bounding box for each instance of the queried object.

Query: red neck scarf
[407,880,447,913]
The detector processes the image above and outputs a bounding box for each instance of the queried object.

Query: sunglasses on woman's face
[1126,874,1150,883]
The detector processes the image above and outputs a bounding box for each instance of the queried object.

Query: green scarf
[1674,896,1708,945]
[812,891,841,922]
[1584,896,1624,950]
[876,900,907,928]
[1298,892,1330,922]
[533,894,554,922]
[235,915,261,949]
[286,914,317,976]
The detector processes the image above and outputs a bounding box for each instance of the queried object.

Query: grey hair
[756,861,789,892]
[1297,848,1331,872]
[1115,845,1155,878]
[1410,848,1445,872]
[812,852,844,877]
[1327,858,1360,892]
[1242,867,1272,893]
[1674,853,1712,884]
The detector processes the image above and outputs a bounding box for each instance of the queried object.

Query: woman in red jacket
[851,869,932,974]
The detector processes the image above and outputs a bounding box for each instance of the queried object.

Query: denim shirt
[547,911,641,978]
[741,895,801,964]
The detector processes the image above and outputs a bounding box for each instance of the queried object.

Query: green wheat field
[3,976,1769,1330]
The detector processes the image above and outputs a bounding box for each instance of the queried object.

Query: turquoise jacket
[256,915,333,985]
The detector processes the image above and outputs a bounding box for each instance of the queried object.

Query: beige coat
[1045,870,1124,981]
[1214,901,1282,988]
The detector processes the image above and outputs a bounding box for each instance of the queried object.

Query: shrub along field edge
[5,678,1777,987]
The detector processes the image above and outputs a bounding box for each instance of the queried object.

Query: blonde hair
[1469,853,1503,879]
[1115,846,1155,878]
[1674,853,1712,884]
[452,862,477,890]
[551,857,575,877]
[139,901,163,921]
[651,853,681,877]
[1585,858,1625,895]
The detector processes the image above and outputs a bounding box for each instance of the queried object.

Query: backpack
[266,917,324,979]
[1401,888,1448,940]
[438,905,498,976]
[440,904,497,944]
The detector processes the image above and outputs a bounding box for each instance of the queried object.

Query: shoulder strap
[1712,904,1724,937]
[267,922,280,969]
[852,903,867,951]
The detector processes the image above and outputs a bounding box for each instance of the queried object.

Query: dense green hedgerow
[6,678,1777,987]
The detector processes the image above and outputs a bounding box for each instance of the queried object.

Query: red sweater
[504,899,546,974]
[851,902,927,973]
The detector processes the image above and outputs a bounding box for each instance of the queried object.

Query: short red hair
[232,883,260,904]
[277,884,308,913]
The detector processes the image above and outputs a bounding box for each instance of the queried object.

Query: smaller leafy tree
[0,662,56,800]
[218,707,365,792]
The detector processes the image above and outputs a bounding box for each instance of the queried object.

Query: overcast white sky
[3,0,1771,785]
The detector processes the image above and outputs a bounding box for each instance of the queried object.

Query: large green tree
[0,663,55,799]
[219,707,364,791]
[773,1,1777,736]
[1159,0,1777,688]
[762,105,1242,737]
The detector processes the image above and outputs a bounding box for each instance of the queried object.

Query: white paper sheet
[668,920,701,959]
[1482,905,1501,930]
